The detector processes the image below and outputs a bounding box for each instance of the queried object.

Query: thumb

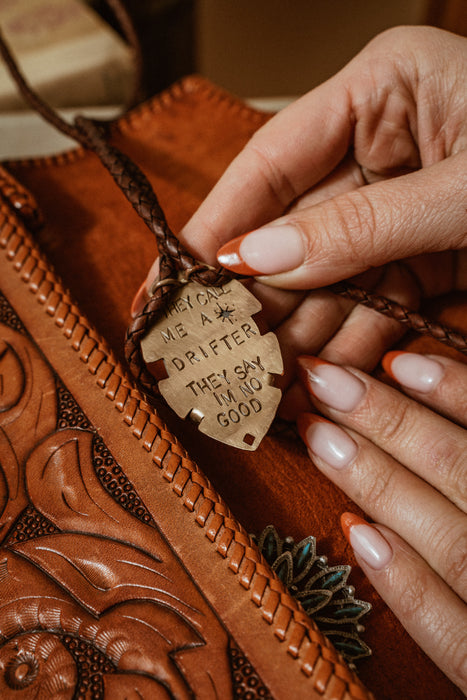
[217,152,467,289]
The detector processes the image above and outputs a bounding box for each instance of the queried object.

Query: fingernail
[131,258,160,318]
[297,356,366,412]
[341,513,393,570]
[383,351,444,393]
[217,225,305,275]
[131,280,148,318]
[297,413,358,470]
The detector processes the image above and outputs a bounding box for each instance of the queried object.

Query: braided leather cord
[73,116,231,285]
[0,0,143,141]
[331,282,467,354]
[0,4,466,399]
[73,115,232,394]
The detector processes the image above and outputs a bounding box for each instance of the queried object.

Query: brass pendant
[141,279,283,450]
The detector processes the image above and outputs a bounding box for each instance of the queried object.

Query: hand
[132,26,467,416]
[296,350,467,693]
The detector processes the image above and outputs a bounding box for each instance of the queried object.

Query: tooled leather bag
[0,10,466,700]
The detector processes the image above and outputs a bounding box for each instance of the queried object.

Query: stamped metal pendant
[141,278,283,450]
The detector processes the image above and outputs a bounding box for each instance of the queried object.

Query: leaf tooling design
[20,431,232,697]
[14,534,197,618]
[0,340,25,414]
[0,325,57,541]
[0,326,57,464]
[103,674,172,699]
[27,429,168,552]
[0,322,232,697]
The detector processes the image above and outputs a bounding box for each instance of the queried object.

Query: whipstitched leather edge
[0,92,374,700]
[2,76,267,172]
[118,75,268,134]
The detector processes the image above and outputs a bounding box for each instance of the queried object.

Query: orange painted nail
[381,350,404,381]
[130,280,148,318]
[340,512,367,542]
[217,233,261,275]
[341,512,393,569]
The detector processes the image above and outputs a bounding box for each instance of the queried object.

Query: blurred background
[0,0,465,156]
[90,0,467,100]
[192,0,466,99]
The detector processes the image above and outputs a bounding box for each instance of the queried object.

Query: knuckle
[323,189,387,266]
[389,562,431,626]
[355,459,399,513]
[441,527,467,595]
[428,436,467,509]
[367,397,413,446]
[365,25,439,55]
[248,140,298,209]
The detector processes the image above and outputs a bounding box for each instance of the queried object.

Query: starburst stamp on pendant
[215,302,236,323]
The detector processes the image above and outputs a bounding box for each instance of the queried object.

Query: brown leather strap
[74,116,230,285]
[0,0,144,137]
[0,7,466,403]
[104,0,144,107]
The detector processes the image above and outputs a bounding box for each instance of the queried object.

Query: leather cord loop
[0,2,465,403]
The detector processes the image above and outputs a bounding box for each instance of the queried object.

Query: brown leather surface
[0,170,371,698]
[2,76,465,699]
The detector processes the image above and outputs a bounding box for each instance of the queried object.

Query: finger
[288,152,365,211]
[297,411,467,602]
[341,513,467,694]
[216,150,467,289]
[246,280,305,330]
[133,152,365,315]
[281,286,400,419]
[179,74,353,263]
[180,26,438,264]
[131,257,160,318]
[319,261,420,368]
[383,351,467,426]
[240,156,366,330]
[280,291,406,420]
[280,262,419,421]
[274,291,354,389]
[269,264,395,389]
[297,356,467,513]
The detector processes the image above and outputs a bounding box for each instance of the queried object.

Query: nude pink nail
[217,225,305,275]
[298,356,366,412]
[297,414,358,470]
[383,351,444,393]
[341,513,393,570]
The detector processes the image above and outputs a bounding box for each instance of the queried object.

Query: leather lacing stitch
[0,198,374,700]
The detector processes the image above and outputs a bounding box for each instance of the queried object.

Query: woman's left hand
[297,350,467,693]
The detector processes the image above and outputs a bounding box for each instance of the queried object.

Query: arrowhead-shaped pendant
[141,279,283,450]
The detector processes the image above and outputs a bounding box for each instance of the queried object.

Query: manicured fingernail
[341,513,393,570]
[217,225,305,275]
[383,351,444,393]
[297,414,358,470]
[297,356,366,412]
[131,258,160,318]
[131,280,148,318]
